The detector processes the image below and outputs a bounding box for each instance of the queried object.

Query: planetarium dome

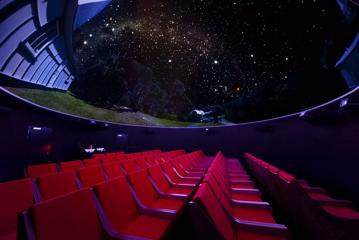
[1,0,358,126]
[0,1,359,240]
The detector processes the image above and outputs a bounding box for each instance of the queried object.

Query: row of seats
[25,150,185,178]
[0,149,211,240]
[190,152,290,240]
[245,153,359,240]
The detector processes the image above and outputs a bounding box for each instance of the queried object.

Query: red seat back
[134,157,148,169]
[0,179,33,236]
[37,171,78,201]
[147,165,171,192]
[161,162,179,181]
[27,163,57,178]
[121,160,140,174]
[193,183,236,240]
[94,177,139,231]
[83,158,101,167]
[30,189,104,240]
[60,160,83,171]
[103,163,124,179]
[77,166,105,187]
[127,170,158,206]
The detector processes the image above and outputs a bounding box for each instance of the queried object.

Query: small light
[117,134,123,137]
[214,60,219,64]
[33,127,42,131]
[339,98,349,108]
[89,33,93,37]
[83,40,88,45]
[112,28,115,32]
[205,128,210,131]
[299,112,306,117]
[168,59,172,63]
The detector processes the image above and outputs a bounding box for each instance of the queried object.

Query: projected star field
[74,0,347,122]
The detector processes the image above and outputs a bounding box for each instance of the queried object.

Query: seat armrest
[233,218,289,237]
[141,207,177,220]
[231,188,261,195]
[179,176,201,181]
[171,182,196,189]
[160,192,188,200]
[162,172,196,188]
[231,200,272,210]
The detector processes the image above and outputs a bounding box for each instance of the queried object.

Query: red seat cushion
[37,171,78,201]
[231,182,255,189]
[231,192,262,202]
[122,215,170,240]
[166,187,192,195]
[31,189,104,240]
[150,198,184,212]
[233,207,276,223]
[321,205,359,219]
[27,163,57,178]
[231,176,250,181]
[0,179,33,238]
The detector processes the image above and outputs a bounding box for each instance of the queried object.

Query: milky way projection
[73,0,346,122]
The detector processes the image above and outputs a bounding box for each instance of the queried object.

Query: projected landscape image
[2,0,351,126]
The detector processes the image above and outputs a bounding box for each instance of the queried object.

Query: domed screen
[1,0,353,126]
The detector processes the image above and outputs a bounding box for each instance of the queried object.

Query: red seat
[128,170,185,213]
[245,153,359,240]
[170,159,203,178]
[121,160,140,174]
[161,162,199,186]
[204,173,275,224]
[147,165,193,197]
[134,157,149,169]
[191,183,288,240]
[146,156,160,166]
[0,179,33,240]
[77,166,106,187]
[321,205,359,219]
[28,189,105,240]
[60,160,83,171]
[103,163,124,179]
[94,177,171,240]
[27,163,57,178]
[83,158,101,167]
[101,157,121,165]
[36,171,78,201]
